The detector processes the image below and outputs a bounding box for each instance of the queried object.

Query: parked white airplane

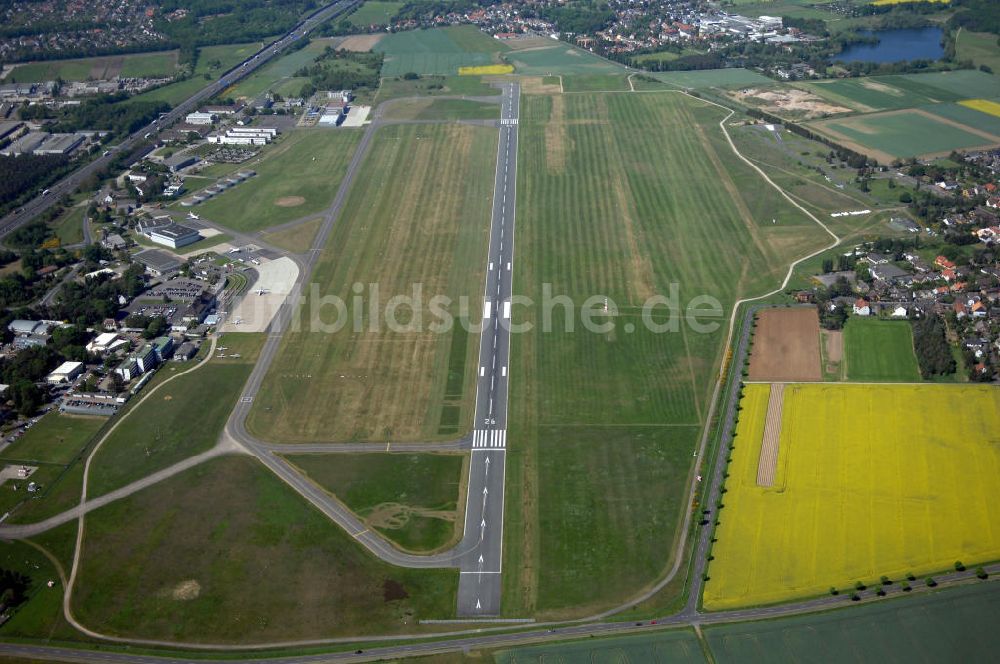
[187,212,200,220]
[256,288,269,296]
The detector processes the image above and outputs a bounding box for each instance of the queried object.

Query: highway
[454,81,520,617]
[0,0,362,244]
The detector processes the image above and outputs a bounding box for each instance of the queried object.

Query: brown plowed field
[748,308,821,382]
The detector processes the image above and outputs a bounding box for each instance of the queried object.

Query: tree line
[912,314,956,378]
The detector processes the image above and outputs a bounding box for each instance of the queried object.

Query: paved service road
[455,81,520,617]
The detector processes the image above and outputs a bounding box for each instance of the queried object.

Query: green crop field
[652,68,772,89]
[4,51,179,83]
[0,412,104,466]
[927,101,1000,137]
[346,1,404,26]
[803,71,1000,114]
[561,74,630,92]
[956,29,1000,75]
[705,582,1000,663]
[285,453,466,552]
[377,26,507,76]
[86,333,263,497]
[495,628,705,664]
[194,129,361,233]
[501,91,829,618]
[843,317,921,381]
[505,45,623,75]
[72,455,458,642]
[130,42,263,106]
[246,123,495,444]
[813,110,996,161]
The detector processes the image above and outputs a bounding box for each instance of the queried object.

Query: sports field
[194,129,361,233]
[843,317,920,381]
[704,383,1000,610]
[376,26,507,76]
[285,453,465,552]
[811,109,1000,161]
[502,91,828,617]
[246,123,495,443]
[4,50,179,83]
[72,456,458,641]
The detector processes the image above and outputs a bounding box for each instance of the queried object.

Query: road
[454,81,519,617]
[0,0,362,245]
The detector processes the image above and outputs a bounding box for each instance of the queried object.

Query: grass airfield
[246,123,495,443]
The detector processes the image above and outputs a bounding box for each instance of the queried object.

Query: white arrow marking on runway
[476,599,481,610]
[478,554,485,583]
[480,518,487,540]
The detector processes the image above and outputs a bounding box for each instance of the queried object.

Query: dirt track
[748,308,821,382]
[756,383,784,487]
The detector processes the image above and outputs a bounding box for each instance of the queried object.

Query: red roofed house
[853,298,871,316]
[942,268,957,282]
[935,255,956,270]
[951,281,968,292]
[954,301,967,318]
[972,301,988,318]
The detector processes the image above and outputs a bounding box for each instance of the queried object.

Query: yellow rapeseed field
[959,98,1000,118]
[458,64,514,76]
[704,383,1000,610]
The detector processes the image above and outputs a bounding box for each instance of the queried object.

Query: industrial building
[34,133,84,155]
[148,223,201,249]
[184,111,216,125]
[134,249,183,277]
[47,361,84,384]
[164,153,200,173]
[85,332,129,355]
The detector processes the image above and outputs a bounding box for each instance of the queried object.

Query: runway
[454,81,520,617]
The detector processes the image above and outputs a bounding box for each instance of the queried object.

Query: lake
[835,27,944,64]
